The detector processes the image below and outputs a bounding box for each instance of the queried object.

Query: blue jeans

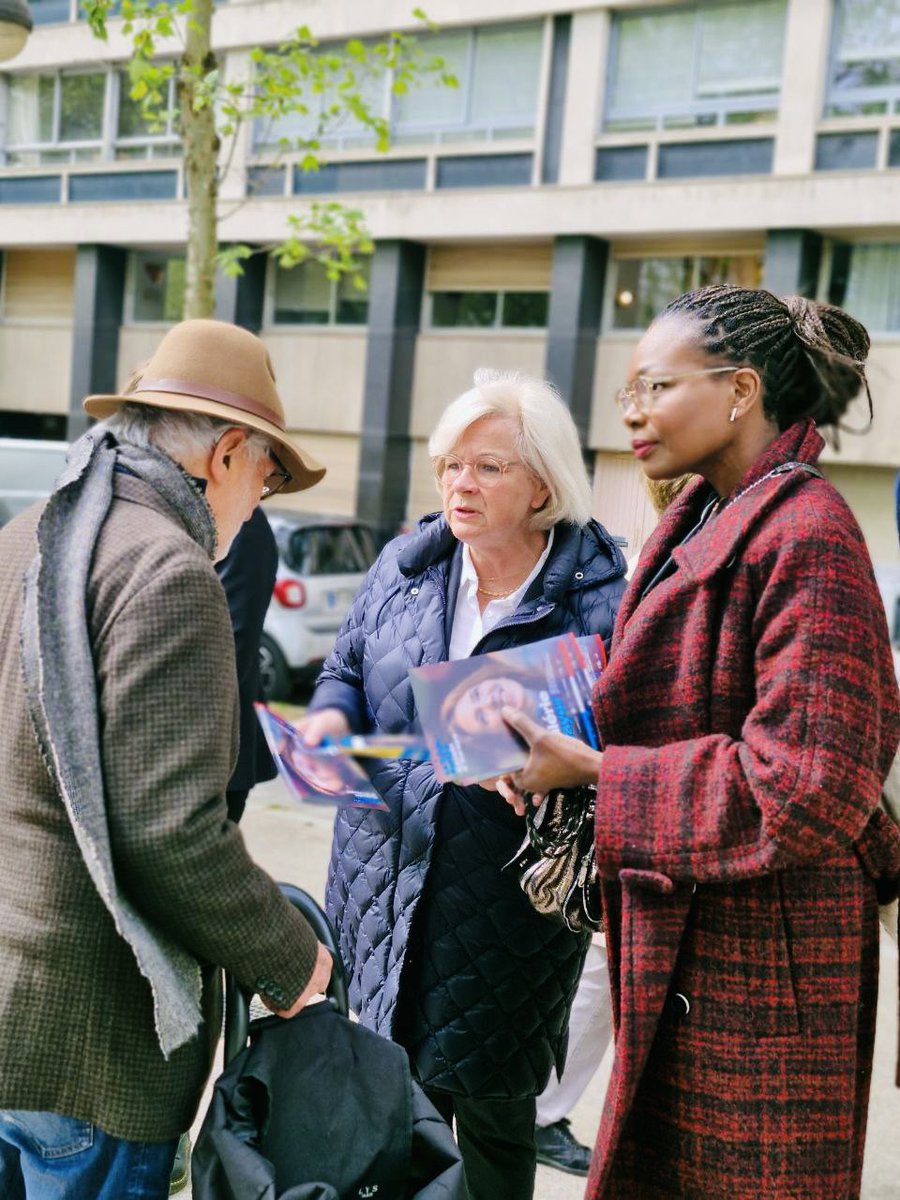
[0,1110,178,1199]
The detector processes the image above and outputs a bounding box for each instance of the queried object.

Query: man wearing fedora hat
[0,319,332,1198]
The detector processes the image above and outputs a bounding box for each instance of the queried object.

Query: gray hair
[104,402,271,467]
[428,369,593,530]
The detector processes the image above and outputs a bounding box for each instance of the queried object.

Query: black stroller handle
[224,882,349,1066]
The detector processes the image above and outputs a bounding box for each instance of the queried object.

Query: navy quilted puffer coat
[310,512,627,1098]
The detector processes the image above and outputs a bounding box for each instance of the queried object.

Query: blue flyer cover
[409,633,606,785]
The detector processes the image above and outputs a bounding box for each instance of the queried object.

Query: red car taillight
[273,578,307,608]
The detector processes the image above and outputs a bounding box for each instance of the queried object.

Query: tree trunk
[179,0,218,318]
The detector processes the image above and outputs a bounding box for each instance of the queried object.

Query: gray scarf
[21,424,217,1058]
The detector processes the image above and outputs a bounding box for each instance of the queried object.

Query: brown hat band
[138,377,287,432]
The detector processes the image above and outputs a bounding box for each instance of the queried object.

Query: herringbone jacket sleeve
[98,553,318,1004]
[595,495,900,885]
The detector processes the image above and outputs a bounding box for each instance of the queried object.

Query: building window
[254,51,389,155]
[603,1,787,133]
[429,290,548,329]
[4,70,107,165]
[611,254,763,330]
[254,21,544,155]
[394,22,544,145]
[115,71,180,160]
[129,251,186,323]
[825,0,900,117]
[831,243,900,332]
[271,259,370,326]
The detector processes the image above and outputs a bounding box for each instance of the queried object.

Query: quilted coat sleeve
[596,500,900,884]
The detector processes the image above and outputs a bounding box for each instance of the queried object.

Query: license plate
[325,589,353,610]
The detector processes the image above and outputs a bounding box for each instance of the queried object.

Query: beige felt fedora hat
[84,318,325,493]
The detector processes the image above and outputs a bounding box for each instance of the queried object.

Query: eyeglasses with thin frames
[261,450,292,499]
[432,454,523,488]
[615,366,739,415]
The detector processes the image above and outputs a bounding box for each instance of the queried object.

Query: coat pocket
[737,873,801,1038]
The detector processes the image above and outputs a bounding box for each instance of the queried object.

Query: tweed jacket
[0,475,318,1141]
[588,420,900,1200]
[311,514,627,1097]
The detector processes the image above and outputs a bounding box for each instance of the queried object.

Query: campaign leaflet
[254,703,388,810]
[324,734,430,762]
[408,632,606,785]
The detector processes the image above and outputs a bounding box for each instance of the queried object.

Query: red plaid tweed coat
[589,420,900,1200]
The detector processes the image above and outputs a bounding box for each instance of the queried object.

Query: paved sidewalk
[187,777,900,1199]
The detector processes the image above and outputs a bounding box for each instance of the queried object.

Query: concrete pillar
[68,245,127,441]
[544,236,609,446]
[762,229,823,298]
[558,10,610,186]
[355,239,426,534]
[772,0,832,176]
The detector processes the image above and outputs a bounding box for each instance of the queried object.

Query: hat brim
[83,390,326,494]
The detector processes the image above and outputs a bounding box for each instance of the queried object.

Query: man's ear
[208,427,246,484]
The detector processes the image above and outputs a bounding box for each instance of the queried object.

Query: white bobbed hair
[428,368,593,530]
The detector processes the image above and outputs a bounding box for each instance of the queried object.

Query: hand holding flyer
[409,633,606,785]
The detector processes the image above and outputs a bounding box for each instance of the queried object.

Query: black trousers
[424,1089,537,1200]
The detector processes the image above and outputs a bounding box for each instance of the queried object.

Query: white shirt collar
[448,528,555,660]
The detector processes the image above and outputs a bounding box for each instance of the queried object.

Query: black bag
[506,785,602,934]
[192,884,468,1200]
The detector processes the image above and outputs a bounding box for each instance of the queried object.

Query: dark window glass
[68,171,178,201]
[890,130,900,167]
[612,255,762,329]
[132,251,185,321]
[0,412,67,438]
[657,138,773,178]
[335,271,369,324]
[501,292,548,327]
[814,131,879,170]
[0,176,61,204]
[59,73,105,141]
[247,166,287,197]
[285,525,375,575]
[272,259,369,326]
[29,0,71,25]
[431,292,498,327]
[435,153,533,189]
[595,146,647,182]
[117,72,174,140]
[293,159,427,195]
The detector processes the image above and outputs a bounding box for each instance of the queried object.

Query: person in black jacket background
[216,504,278,823]
[299,370,627,1200]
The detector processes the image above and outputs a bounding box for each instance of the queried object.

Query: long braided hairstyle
[659,285,872,435]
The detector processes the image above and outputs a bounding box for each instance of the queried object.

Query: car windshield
[284,524,376,576]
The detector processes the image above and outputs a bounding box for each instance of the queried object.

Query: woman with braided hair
[498,284,900,1198]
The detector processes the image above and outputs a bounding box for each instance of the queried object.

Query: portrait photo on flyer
[409,632,606,785]
[254,703,387,809]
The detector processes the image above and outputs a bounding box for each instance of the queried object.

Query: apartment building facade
[1,0,899,563]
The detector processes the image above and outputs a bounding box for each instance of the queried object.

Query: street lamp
[0,0,32,63]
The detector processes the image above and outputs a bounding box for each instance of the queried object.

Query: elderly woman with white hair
[300,370,627,1200]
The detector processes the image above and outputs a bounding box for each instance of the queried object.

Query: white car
[0,438,69,527]
[261,510,379,700]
